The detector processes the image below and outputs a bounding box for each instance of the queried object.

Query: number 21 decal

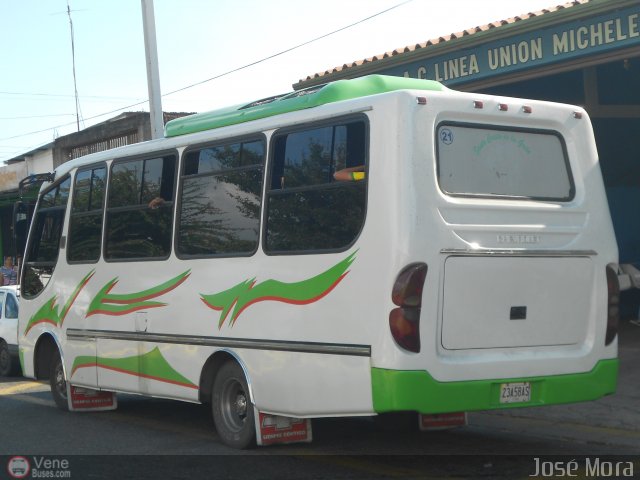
[440,128,454,145]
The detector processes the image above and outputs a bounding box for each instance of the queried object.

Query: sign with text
[68,385,117,412]
[419,412,467,430]
[255,411,312,446]
[379,5,640,85]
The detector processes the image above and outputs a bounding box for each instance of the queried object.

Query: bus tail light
[605,264,619,346]
[390,263,427,353]
[389,308,421,352]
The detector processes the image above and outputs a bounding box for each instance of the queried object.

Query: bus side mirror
[12,201,29,259]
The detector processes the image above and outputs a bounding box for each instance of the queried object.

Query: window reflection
[23,177,71,297]
[69,166,106,263]
[178,139,264,257]
[266,119,367,254]
[106,154,176,260]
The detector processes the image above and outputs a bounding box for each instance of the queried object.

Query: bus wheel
[49,351,69,411]
[211,361,255,449]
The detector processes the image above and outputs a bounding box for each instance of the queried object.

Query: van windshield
[436,123,574,201]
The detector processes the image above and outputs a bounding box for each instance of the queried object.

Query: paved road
[1,321,638,478]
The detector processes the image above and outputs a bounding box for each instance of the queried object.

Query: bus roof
[164,75,446,138]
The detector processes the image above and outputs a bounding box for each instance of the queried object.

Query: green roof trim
[164,75,446,138]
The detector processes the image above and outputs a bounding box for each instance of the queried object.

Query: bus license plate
[500,382,531,404]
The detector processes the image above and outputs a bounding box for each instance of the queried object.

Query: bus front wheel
[211,361,255,449]
[49,351,69,411]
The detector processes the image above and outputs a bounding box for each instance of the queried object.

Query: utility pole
[141,0,164,139]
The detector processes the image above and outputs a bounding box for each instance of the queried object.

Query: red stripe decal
[232,272,349,323]
[72,363,198,390]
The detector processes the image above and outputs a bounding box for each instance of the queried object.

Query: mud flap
[419,412,467,430]
[254,409,312,446]
[67,385,118,412]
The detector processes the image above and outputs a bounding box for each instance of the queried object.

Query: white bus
[17,75,619,448]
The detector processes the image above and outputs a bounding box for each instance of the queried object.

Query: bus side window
[23,177,71,298]
[265,118,367,253]
[105,154,176,261]
[68,165,106,263]
[177,138,264,257]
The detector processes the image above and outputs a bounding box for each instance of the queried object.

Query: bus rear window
[436,123,574,201]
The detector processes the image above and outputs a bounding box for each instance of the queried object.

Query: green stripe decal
[24,271,95,334]
[87,270,191,317]
[371,359,618,413]
[25,270,190,335]
[201,252,356,328]
[71,347,197,389]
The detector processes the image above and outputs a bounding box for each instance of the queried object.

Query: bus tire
[211,361,255,449]
[0,341,17,377]
[49,350,69,411]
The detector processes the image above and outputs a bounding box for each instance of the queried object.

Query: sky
[0,0,561,164]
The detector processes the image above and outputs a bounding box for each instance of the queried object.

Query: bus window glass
[23,177,71,297]
[184,143,242,175]
[240,140,264,166]
[40,186,59,209]
[332,125,348,173]
[437,124,574,200]
[91,166,106,209]
[178,139,264,257]
[141,156,173,204]
[279,126,333,188]
[105,154,176,260]
[265,119,367,253]
[72,169,92,211]
[69,165,106,263]
[57,177,71,205]
[110,160,143,207]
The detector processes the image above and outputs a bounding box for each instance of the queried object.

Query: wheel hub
[234,393,247,417]
[55,366,67,398]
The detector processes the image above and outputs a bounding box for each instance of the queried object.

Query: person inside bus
[333,165,365,181]
[0,256,18,286]
[148,197,165,209]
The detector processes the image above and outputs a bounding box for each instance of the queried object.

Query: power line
[0,0,412,146]
[0,114,76,120]
[163,0,413,97]
[0,91,141,100]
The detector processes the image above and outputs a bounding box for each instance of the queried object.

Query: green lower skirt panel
[371,359,618,413]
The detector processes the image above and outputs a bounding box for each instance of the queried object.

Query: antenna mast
[67,0,82,131]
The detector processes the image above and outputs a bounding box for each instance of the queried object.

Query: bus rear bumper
[371,359,618,413]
